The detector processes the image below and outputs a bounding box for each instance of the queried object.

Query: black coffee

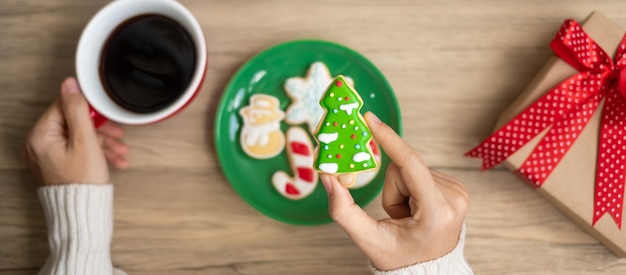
[100,14,196,113]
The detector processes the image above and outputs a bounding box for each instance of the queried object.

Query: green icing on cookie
[313,75,377,174]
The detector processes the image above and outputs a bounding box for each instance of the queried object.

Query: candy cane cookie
[272,127,318,200]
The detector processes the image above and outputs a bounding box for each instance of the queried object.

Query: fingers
[98,129,129,169]
[430,170,468,200]
[96,121,129,169]
[60,77,98,147]
[102,135,129,155]
[430,170,470,215]
[104,148,129,169]
[365,112,441,206]
[364,112,422,169]
[382,164,470,221]
[382,163,411,219]
[338,173,356,187]
[320,174,379,243]
[98,122,125,139]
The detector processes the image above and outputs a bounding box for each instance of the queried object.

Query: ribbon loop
[550,20,614,73]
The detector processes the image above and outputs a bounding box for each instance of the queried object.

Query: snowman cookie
[239,94,285,159]
[313,75,377,187]
[284,62,353,133]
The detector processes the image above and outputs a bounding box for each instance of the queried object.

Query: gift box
[467,11,626,257]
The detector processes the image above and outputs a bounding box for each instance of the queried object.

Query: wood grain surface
[3,0,626,274]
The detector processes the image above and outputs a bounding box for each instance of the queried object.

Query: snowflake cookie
[284,62,353,133]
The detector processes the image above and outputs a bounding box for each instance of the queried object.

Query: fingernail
[367,112,381,124]
[62,78,80,94]
[338,173,355,188]
[320,174,334,195]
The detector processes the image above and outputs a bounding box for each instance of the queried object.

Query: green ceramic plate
[214,40,402,225]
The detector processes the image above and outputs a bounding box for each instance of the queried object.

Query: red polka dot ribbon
[466,20,626,228]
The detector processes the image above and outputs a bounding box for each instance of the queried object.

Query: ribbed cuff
[37,184,114,275]
[370,224,473,275]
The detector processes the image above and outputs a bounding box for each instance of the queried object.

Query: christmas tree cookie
[313,75,376,187]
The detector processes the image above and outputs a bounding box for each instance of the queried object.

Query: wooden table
[3,0,626,274]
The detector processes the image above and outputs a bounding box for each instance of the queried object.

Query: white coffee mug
[76,0,207,127]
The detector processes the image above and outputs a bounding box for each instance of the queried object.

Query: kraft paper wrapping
[494,11,626,257]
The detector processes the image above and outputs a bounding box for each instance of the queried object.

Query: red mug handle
[89,105,108,129]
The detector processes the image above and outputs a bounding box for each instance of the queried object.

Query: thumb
[60,77,98,146]
[320,174,379,244]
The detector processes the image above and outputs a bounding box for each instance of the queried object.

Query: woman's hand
[24,77,128,185]
[320,112,469,271]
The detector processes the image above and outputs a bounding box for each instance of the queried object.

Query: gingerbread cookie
[239,94,285,159]
[272,127,318,200]
[284,62,353,133]
[313,75,377,186]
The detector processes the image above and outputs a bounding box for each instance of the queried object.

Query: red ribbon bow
[466,20,626,228]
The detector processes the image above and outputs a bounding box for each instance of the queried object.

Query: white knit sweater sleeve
[370,224,473,275]
[37,183,118,275]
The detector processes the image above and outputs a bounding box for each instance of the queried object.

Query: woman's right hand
[320,112,469,271]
